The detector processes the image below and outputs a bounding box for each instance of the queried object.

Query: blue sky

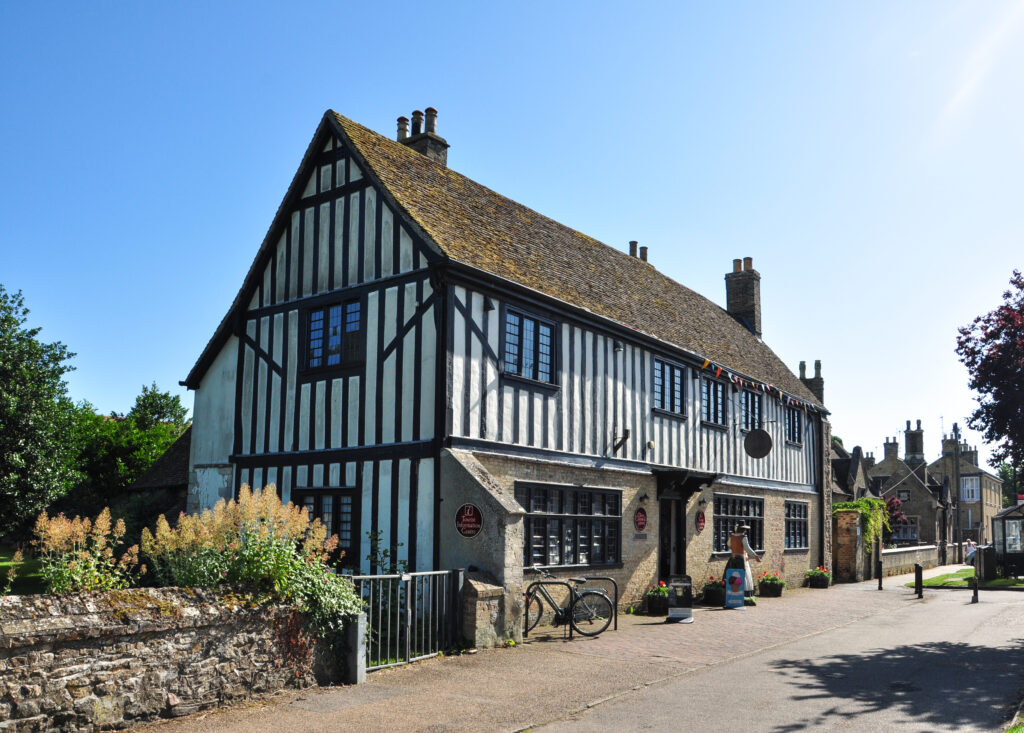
[2,2,1021,467]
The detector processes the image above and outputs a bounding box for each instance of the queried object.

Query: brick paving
[136,569,955,733]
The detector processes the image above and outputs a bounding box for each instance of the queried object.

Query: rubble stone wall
[0,588,338,732]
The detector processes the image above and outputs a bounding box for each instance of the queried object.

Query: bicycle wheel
[525,592,544,633]
[570,591,613,636]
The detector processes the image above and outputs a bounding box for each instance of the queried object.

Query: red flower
[659,581,666,587]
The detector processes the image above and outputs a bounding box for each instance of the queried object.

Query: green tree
[956,270,1024,473]
[0,286,80,535]
[998,464,1021,509]
[127,382,189,430]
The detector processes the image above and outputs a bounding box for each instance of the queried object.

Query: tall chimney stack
[800,359,824,404]
[905,418,925,465]
[725,256,761,337]
[629,241,638,258]
[639,245,649,262]
[398,107,450,166]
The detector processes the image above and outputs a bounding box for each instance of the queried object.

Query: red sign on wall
[455,504,483,538]
[634,508,648,532]
[695,511,706,533]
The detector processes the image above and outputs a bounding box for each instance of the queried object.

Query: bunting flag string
[689,356,820,415]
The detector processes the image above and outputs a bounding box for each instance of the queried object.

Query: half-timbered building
[184,109,831,632]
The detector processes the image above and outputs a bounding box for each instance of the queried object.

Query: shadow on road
[770,639,1024,731]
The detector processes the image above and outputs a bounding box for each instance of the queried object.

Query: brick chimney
[725,257,761,337]
[799,359,824,404]
[905,419,924,465]
[397,107,449,165]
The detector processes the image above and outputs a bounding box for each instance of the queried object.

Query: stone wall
[833,510,868,583]
[881,545,939,576]
[686,481,825,591]
[0,588,342,731]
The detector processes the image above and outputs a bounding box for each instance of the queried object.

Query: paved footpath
[136,565,1024,733]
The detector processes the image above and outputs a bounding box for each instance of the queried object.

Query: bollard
[972,568,979,604]
[877,560,883,590]
[914,564,923,598]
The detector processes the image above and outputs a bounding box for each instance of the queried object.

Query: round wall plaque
[744,429,773,459]
[696,511,706,533]
[455,504,483,538]
[634,508,648,532]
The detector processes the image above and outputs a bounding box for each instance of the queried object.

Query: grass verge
[904,568,1024,589]
[0,544,45,595]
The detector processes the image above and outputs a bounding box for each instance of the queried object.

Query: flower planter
[646,595,669,616]
[807,575,831,588]
[758,583,783,597]
[701,586,726,606]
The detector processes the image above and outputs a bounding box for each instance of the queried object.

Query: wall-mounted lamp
[483,296,495,312]
[614,340,624,353]
[638,493,649,503]
[698,497,708,507]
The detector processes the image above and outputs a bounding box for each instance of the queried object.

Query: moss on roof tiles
[333,111,820,406]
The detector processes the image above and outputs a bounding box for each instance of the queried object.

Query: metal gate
[351,569,464,671]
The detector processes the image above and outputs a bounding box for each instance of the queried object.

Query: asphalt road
[539,588,1024,732]
[135,569,1024,733]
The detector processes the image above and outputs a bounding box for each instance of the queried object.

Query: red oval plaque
[455,504,483,538]
[696,511,706,533]
[634,508,648,532]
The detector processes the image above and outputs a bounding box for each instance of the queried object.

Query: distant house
[181,108,832,605]
[126,426,191,517]
[927,437,1001,543]
[830,441,876,503]
[867,421,950,546]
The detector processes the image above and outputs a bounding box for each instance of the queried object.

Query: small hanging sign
[695,511,706,533]
[634,508,648,532]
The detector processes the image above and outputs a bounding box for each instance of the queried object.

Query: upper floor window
[653,359,685,415]
[701,378,727,427]
[740,390,761,431]
[503,309,556,384]
[961,476,980,502]
[785,407,803,444]
[897,489,911,502]
[307,299,363,370]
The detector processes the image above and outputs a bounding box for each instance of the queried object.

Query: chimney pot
[799,361,807,379]
[814,359,821,378]
[733,258,742,273]
[917,419,921,429]
[397,116,409,141]
[411,110,423,135]
[906,420,911,431]
[743,256,753,271]
[629,240,638,257]
[639,246,648,262]
[424,107,437,134]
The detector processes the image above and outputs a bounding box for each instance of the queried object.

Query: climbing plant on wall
[833,497,889,549]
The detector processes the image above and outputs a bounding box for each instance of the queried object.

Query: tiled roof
[332,112,821,406]
[129,427,191,491]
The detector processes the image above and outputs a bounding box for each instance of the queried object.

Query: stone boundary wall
[0,588,342,731]
[881,545,939,576]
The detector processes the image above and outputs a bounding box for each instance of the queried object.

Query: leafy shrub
[140,485,360,636]
[32,508,142,593]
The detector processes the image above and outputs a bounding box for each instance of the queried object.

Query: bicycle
[524,567,614,637]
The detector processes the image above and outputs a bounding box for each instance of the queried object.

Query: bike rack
[581,575,618,631]
[524,580,575,639]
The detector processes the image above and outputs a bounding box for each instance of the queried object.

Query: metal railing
[351,569,463,671]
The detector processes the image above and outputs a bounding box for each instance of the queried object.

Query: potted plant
[806,566,832,588]
[757,570,786,597]
[701,575,726,606]
[645,581,669,615]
